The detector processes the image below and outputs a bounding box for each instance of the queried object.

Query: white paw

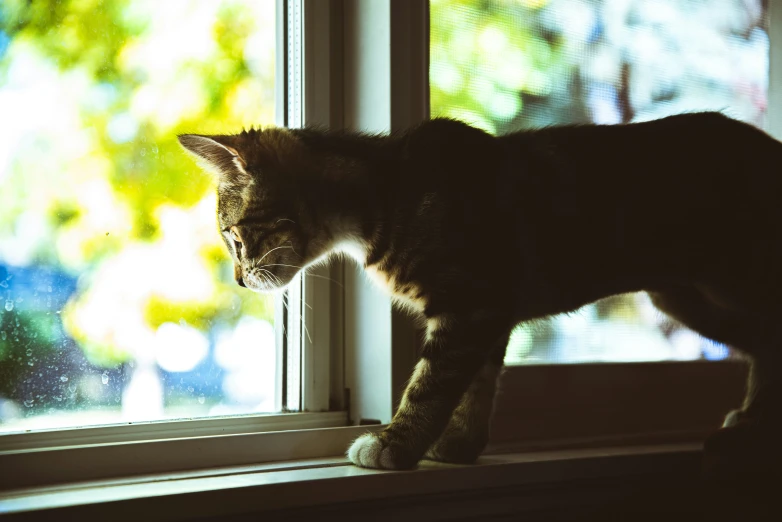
[347,432,411,470]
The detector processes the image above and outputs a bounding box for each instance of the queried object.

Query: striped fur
[180,113,782,470]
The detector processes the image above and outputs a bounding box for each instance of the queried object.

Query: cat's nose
[234,264,245,287]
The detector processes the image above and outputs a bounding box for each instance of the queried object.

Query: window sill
[0,360,747,519]
[0,443,707,522]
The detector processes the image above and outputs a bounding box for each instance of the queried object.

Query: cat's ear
[177,134,250,184]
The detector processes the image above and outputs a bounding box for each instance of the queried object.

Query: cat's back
[498,112,780,202]
[398,112,782,229]
[403,118,500,177]
[503,112,760,166]
[491,112,782,281]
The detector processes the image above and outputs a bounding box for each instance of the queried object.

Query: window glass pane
[430,0,768,364]
[0,0,278,432]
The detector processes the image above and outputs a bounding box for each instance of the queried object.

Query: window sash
[280,0,344,414]
[0,414,363,491]
[0,0,346,449]
[300,0,344,413]
[0,411,348,452]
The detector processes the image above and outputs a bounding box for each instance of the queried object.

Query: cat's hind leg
[423,338,508,464]
[650,286,781,424]
[648,286,782,479]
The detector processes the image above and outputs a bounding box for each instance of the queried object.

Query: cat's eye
[229,227,242,244]
[229,227,243,258]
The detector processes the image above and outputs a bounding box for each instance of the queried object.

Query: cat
[179,112,782,471]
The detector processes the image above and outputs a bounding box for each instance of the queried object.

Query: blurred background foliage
[0,0,277,429]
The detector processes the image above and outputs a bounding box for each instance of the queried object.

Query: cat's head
[178,128,334,292]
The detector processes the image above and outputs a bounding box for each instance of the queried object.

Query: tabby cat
[179,112,782,471]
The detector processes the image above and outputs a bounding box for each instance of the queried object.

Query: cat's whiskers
[258,268,284,288]
[287,241,303,259]
[261,263,345,288]
[278,287,314,344]
[263,263,305,270]
[299,293,313,344]
[302,320,312,344]
[263,271,278,289]
[257,244,295,265]
[304,273,344,287]
[256,269,273,290]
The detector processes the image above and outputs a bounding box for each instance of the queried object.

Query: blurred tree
[0,0,275,392]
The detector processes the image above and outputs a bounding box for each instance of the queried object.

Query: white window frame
[279,0,350,416]
[1,0,778,501]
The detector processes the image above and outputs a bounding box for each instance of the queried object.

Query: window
[0,0,352,489]
[0,0,344,434]
[430,0,768,364]
[0,0,760,505]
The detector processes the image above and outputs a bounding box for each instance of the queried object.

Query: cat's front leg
[347,312,511,470]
